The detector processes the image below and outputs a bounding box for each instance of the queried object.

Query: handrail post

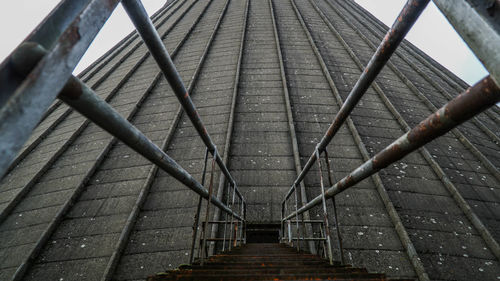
[229,184,236,251]
[323,149,344,265]
[288,220,292,245]
[222,182,230,251]
[200,148,218,265]
[281,202,285,243]
[284,201,288,243]
[293,184,300,252]
[315,149,334,265]
[243,202,247,244]
[318,223,327,259]
[239,198,244,246]
[189,148,209,264]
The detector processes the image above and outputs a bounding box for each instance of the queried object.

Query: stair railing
[0,0,246,266]
[281,0,500,266]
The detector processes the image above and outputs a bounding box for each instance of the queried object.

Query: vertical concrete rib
[228,0,296,223]
[23,0,218,278]
[289,0,427,279]
[316,0,500,261]
[100,0,231,279]
[0,1,212,280]
[0,0,198,228]
[304,0,499,278]
[107,0,249,279]
[269,0,316,254]
[210,0,249,251]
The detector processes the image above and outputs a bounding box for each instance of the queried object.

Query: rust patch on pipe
[408,76,500,144]
[372,144,403,170]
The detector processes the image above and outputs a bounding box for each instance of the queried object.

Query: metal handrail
[122,0,247,262]
[0,0,122,178]
[281,0,500,268]
[0,0,246,266]
[284,76,499,221]
[282,0,430,203]
[122,0,244,202]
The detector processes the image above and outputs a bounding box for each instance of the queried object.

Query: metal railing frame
[0,0,498,272]
[281,0,500,267]
[0,0,246,266]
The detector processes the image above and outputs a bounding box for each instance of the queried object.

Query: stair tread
[147,243,413,281]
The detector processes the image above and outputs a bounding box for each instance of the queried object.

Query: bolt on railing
[281,0,500,268]
[0,0,246,265]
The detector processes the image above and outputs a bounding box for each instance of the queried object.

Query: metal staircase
[147,243,413,280]
[0,0,498,280]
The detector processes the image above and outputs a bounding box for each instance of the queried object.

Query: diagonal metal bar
[56,75,243,221]
[122,0,243,202]
[284,76,500,221]
[283,0,430,202]
[0,0,122,180]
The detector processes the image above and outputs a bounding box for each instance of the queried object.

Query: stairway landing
[147,243,413,280]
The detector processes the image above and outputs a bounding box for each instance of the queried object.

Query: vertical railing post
[293,184,300,252]
[324,149,344,265]
[229,184,236,251]
[284,200,289,243]
[239,198,244,246]
[189,148,209,264]
[281,202,285,243]
[315,148,334,265]
[222,182,230,251]
[318,223,326,258]
[243,201,247,244]
[200,147,218,265]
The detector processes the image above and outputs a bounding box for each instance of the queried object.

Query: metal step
[147,243,413,280]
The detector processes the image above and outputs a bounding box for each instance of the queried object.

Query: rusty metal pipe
[284,76,500,221]
[0,0,122,180]
[283,0,430,202]
[121,0,243,202]
[189,148,210,264]
[57,77,243,221]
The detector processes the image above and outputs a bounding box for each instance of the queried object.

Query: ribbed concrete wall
[0,0,498,280]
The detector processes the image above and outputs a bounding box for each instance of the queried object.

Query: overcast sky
[354,0,488,85]
[0,0,489,85]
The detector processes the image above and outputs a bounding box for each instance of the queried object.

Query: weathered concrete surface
[0,0,498,280]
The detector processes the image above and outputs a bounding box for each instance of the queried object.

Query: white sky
[0,0,489,85]
[355,0,488,85]
[0,0,166,75]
